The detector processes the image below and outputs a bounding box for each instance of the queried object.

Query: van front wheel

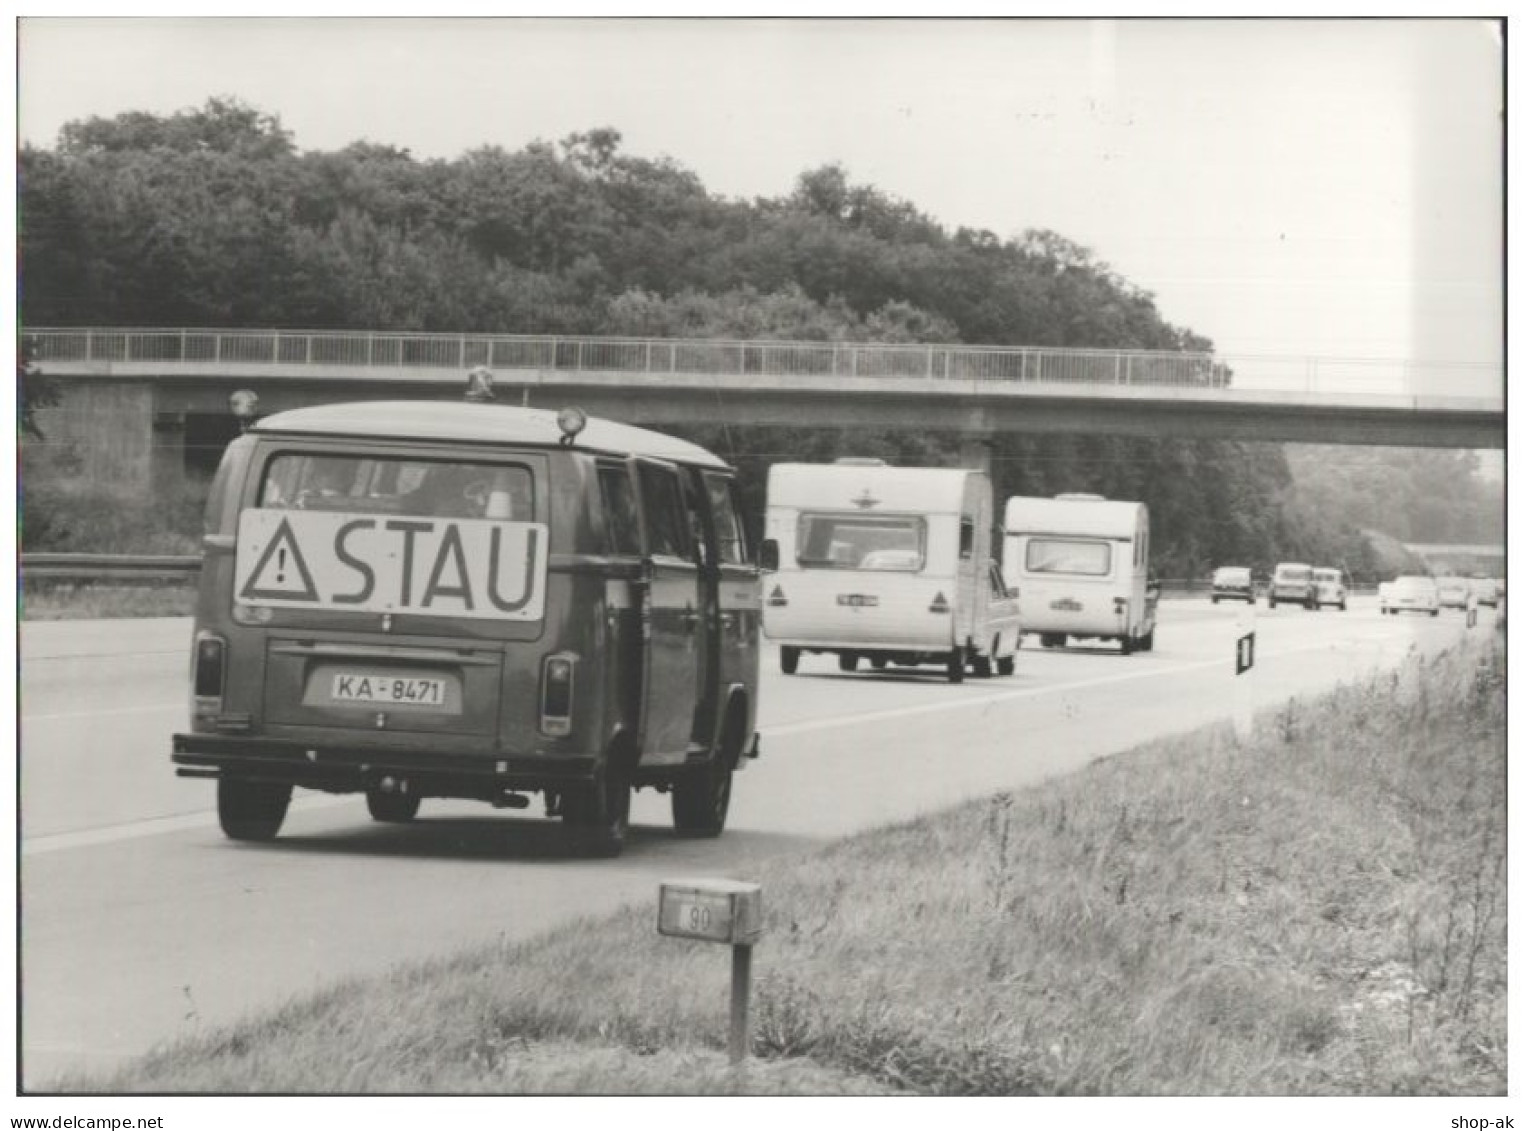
[672,761,733,837]
[218,778,291,842]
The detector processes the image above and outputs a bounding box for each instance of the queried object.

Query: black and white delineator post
[658,879,764,1064]
[1234,606,1256,740]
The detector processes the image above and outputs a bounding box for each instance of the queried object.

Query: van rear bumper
[172,733,596,797]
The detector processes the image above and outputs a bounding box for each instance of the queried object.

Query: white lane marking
[21,795,359,858]
[18,622,1428,856]
[22,649,185,662]
[23,703,185,722]
[761,630,1407,738]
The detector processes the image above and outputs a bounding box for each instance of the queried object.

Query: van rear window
[259,454,534,521]
[1026,538,1111,577]
[796,514,925,571]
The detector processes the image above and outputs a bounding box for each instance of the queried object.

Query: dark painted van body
[172,400,761,856]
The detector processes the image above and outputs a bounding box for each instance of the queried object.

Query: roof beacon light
[465,366,497,403]
[557,406,588,446]
[229,389,259,431]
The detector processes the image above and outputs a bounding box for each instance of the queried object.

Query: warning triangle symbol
[240,517,320,602]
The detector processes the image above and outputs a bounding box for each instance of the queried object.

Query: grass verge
[51,635,1505,1095]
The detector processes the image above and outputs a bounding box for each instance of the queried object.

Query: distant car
[1470,578,1499,607]
[1268,562,1316,610]
[1382,575,1439,616]
[1210,566,1256,604]
[1377,581,1392,608]
[1312,567,1348,611]
[1436,577,1472,611]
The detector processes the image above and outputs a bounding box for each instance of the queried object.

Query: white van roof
[1003,494,1144,539]
[252,400,730,469]
[767,463,984,513]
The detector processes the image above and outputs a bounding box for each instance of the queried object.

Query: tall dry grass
[55,635,1504,1095]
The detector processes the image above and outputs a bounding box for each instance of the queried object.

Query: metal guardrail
[21,553,202,581]
[21,327,1226,388]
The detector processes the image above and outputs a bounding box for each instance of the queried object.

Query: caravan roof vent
[835,457,890,467]
[1054,492,1106,501]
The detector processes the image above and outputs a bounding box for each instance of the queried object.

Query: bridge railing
[23,328,1223,387]
[22,327,1503,400]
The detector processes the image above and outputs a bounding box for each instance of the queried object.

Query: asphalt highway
[16,598,1480,1087]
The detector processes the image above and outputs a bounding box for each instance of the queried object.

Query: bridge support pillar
[958,434,994,476]
[33,380,158,493]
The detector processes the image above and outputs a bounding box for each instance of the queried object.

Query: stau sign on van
[172,384,762,857]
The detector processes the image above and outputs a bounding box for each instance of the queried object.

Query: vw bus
[1268,562,1316,610]
[172,393,761,856]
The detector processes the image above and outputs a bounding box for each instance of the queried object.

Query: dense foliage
[18,99,1501,575]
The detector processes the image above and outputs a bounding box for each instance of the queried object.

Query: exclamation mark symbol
[277,547,287,584]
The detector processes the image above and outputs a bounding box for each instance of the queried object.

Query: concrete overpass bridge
[23,327,1504,490]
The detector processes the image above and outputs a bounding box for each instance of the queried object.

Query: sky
[13,16,1505,397]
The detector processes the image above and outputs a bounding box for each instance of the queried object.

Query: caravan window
[795,513,926,571]
[1026,538,1111,577]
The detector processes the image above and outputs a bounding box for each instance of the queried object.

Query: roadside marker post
[1234,606,1256,741]
[658,878,763,1064]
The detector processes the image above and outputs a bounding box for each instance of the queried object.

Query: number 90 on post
[657,879,763,946]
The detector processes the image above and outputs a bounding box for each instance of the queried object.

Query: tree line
[18,98,1499,576]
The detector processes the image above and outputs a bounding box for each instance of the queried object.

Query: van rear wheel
[971,654,992,678]
[217,778,291,842]
[780,646,800,675]
[672,760,733,837]
[366,789,421,823]
[839,652,859,673]
[997,653,1016,676]
[947,646,965,684]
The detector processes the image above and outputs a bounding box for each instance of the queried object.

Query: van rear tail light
[929,592,950,614]
[193,632,227,704]
[540,654,576,736]
[767,585,788,607]
[232,603,274,626]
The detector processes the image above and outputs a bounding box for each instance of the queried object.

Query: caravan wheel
[947,646,966,684]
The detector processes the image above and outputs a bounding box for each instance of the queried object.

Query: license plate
[836,594,879,607]
[331,673,445,707]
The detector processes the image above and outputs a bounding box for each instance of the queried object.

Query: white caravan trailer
[1002,493,1158,654]
[761,462,1019,682]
